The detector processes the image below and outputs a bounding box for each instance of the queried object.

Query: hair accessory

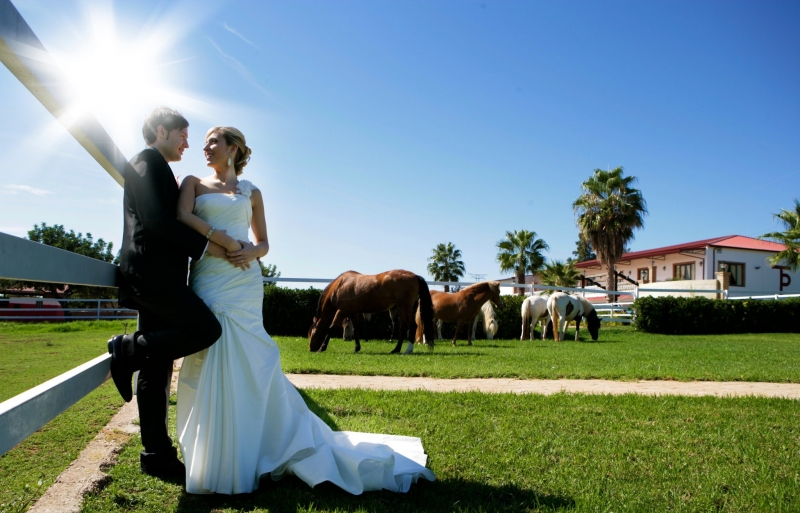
[206,226,216,239]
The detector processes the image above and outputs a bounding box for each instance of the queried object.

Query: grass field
[81,389,800,513]
[0,321,127,512]
[277,327,800,383]
[2,321,800,512]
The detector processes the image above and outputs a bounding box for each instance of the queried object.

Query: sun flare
[51,4,185,153]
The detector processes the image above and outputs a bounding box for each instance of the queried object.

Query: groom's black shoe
[107,334,134,402]
[141,447,186,482]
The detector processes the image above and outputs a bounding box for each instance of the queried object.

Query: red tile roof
[575,235,787,269]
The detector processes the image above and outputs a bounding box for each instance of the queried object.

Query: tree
[573,168,646,298]
[427,242,465,292]
[539,259,581,293]
[760,198,800,272]
[569,236,596,263]
[260,262,281,290]
[496,230,549,296]
[0,223,116,299]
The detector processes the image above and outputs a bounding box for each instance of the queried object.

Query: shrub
[632,296,800,335]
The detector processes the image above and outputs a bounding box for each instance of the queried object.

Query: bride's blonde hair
[206,126,252,176]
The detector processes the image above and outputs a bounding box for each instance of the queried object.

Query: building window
[673,262,694,280]
[637,268,650,283]
[719,262,745,287]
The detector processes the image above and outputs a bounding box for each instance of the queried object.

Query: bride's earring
[227,153,232,167]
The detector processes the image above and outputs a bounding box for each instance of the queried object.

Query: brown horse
[416,281,502,346]
[308,270,436,354]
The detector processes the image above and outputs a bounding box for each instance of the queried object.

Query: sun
[52,3,184,153]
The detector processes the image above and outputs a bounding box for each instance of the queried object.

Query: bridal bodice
[193,180,257,241]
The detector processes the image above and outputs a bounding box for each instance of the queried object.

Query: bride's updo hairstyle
[207,126,252,175]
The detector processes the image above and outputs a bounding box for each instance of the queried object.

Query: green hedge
[262,287,528,340]
[632,296,800,335]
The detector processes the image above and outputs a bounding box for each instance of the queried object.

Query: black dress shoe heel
[108,335,134,402]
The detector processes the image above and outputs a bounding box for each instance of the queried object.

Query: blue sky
[1,0,798,283]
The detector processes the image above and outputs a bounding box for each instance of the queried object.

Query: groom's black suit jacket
[118,147,207,302]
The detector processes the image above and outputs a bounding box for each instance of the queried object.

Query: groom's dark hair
[142,107,189,145]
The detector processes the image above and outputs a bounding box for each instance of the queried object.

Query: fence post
[96,300,101,320]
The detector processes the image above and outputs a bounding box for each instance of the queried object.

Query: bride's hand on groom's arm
[226,240,261,270]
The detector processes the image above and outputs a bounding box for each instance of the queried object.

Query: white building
[574,235,798,298]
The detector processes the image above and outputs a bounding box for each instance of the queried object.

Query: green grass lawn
[276,326,800,383]
[3,321,800,512]
[0,321,128,512]
[81,389,800,513]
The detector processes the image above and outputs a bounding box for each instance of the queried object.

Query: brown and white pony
[417,281,502,346]
[545,292,601,341]
[308,270,435,354]
[520,295,549,340]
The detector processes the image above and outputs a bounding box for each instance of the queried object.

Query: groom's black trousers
[124,286,221,455]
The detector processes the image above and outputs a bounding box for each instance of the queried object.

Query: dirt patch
[28,368,181,513]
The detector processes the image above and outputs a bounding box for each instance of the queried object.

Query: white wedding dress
[177,180,435,495]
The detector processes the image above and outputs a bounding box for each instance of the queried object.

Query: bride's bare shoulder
[179,175,201,187]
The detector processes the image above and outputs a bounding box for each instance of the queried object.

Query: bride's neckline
[196,191,242,199]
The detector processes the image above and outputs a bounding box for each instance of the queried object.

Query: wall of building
[580,253,707,286]
[710,248,799,297]
[638,279,720,299]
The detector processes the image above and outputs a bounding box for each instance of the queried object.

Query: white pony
[472,301,498,340]
[545,292,601,342]
[520,296,549,340]
[436,301,499,341]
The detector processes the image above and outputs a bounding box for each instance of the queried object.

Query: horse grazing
[417,281,502,346]
[308,270,435,354]
[520,296,549,340]
[545,292,600,341]
[472,301,498,340]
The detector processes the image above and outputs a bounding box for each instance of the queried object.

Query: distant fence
[0,298,137,321]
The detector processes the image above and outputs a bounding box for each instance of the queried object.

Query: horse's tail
[416,276,436,348]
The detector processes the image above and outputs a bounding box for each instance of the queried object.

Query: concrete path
[286,374,800,399]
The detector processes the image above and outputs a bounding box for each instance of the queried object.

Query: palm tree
[539,259,581,293]
[427,242,465,292]
[496,230,549,296]
[570,235,596,263]
[573,167,647,297]
[760,199,800,272]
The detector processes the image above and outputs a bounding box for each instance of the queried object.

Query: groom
[109,107,226,480]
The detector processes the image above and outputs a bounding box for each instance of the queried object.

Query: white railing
[591,303,634,323]
[263,278,726,302]
[727,293,800,301]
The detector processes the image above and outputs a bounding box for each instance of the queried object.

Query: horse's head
[586,309,601,341]
[308,316,328,352]
[486,317,498,339]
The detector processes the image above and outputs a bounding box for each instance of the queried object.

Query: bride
[174,126,436,495]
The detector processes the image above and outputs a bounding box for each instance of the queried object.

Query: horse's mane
[315,271,356,318]
[577,296,595,314]
[464,280,500,295]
